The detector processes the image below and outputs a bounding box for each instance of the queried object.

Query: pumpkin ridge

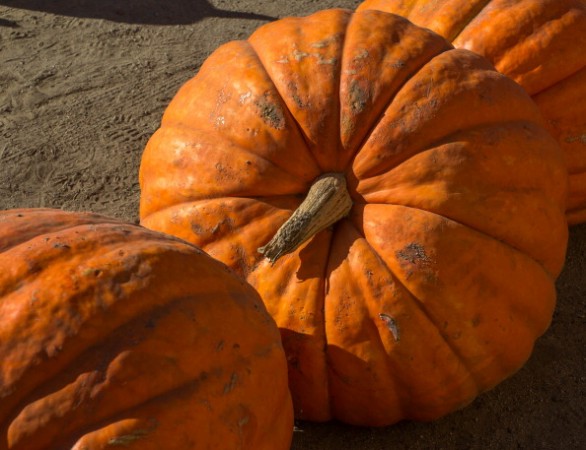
[243,37,324,173]
[0,209,125,253]
[361,203,557,345]
[354,118,567,276]
[353,232,483,395]
[325,222,407,418]
[139,125,314,214]
[0,243,180,424]
[0,223,192,300]
[349,48,543,181]
[6,295,279,450]
[319,231,334,420]
[354,117,549,182]
[357,201,558,282]
[159,120,316,188]
[448,0,493,42]
[54,350,287,450]
[1,294,197,431]
[247,9,353,172]
[482,18,569,86]
[338,11,453,172]
[0,235,220,423]
[529,61,586,98]
[141,196,306,279]
[452,0,586,95]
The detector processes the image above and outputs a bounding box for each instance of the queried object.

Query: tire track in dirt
[0,9,219,220]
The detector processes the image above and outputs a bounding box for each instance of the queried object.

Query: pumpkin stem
[258,172,352,263]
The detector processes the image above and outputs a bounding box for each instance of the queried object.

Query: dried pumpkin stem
[258,172,352,263]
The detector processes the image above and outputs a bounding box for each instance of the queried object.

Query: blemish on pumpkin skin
[107,420,158,447]
[107,430,150,446]
[354,49,369,60]
[341,115,355,137]
[82,268,102,277]
[215,115,226,127]
[311,34,341,49]
[293,50,311,61]
[210,217,235,235]
[395,242,436,281]
[347,49,369,73]
[216,87,231,106]
[190,221,205,236]
[379,313,400,341]
[287,81,307,109]
[215,162,228,178]
[348,81,369,115]
[396,242,431,266]
[292,94,305,108]
[317,56,337,65]
[254,95,285,130]
[239,92,252,104]
[223,372,239,394]
[565,134,586,145]
[290,49,338,65]
[387,60,406,69]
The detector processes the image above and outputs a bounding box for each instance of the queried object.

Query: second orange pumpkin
[357,0,586,224]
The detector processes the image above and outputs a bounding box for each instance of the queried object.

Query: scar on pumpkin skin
[565,134,586,144]
[287,81,306,109]
[254,94,286,130]
[108,429,150,446]
[311,34,342,49]
[107,420,158,446]
[379,313,400,341]
[348,80,369,114]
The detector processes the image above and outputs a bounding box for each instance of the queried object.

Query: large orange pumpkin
[139,9,568,426]
[356,0,586,224]
[0,209,293,449]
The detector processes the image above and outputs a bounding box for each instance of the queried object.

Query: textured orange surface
[0,209,293,449]
[140,9,568,426]
[357,0,586,223]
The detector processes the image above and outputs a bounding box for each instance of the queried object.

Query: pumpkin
[0,209,293,449]
[356,0,586,224]
[139,9,568,426]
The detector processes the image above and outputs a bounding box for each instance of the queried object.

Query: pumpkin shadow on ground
[0,0,276,25]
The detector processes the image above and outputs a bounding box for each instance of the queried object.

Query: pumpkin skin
[0,209,293,450]
[139,9,568,426]
[356,0,586,224]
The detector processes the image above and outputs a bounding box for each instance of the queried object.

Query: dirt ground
[0,1,584,449]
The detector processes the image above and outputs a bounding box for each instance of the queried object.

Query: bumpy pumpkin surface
[0,209,293,449]
[357,0,586,224]
[139,9,568,426]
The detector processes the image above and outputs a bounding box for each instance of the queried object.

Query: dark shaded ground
[1,1,584,448]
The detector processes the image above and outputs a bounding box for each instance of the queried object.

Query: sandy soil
[1,1,584,449]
